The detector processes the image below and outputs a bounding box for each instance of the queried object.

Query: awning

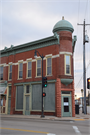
[0,87,7,95]
[0,80,7,95]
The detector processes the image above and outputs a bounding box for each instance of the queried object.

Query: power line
[75,60,90,89]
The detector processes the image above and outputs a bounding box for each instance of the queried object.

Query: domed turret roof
[53,17,74,33]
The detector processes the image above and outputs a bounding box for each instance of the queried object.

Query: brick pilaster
[56,78,61,117]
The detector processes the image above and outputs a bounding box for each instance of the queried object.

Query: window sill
[35,76,42,78]
[15,109,23,111]
[17,78,23,80]
[8,79,12,81]
[24,93,30,96]
[45,74,53,77]
[65,74,72,76]
[26,77,32,79]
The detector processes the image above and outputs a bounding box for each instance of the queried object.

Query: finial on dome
[62,16,64,20]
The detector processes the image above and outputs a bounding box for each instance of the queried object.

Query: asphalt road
[0,117,90,135]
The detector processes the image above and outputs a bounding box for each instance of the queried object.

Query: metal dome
[53,17,74,33]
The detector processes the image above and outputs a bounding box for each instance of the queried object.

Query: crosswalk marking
[73,126,81,134]
[47,133,56,135]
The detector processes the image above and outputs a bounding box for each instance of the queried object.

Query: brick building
[0,17,77,117]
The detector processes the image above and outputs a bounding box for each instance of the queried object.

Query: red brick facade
[0,18,76,117]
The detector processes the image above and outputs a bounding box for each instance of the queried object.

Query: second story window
[65,55,71,75]
[27,61,32,78]
[0,66,3,80]
[37,59,41,77]
[19,63,23,79]
[9,65,12,80]
[47,57,52,75]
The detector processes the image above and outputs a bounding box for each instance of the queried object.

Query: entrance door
[63,96,70,117]
[23,85,30,115]
[61,92,72,117]
[25,95,30,115]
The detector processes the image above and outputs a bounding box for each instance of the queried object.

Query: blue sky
[0,0,90,98]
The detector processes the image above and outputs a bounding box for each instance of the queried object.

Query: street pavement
[0,109,90,135]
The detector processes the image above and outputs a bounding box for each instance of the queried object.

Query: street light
[81,89,83,113]
[34,50,45,118]
[75,95,77,100]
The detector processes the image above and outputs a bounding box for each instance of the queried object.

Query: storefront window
[16,85,23,110]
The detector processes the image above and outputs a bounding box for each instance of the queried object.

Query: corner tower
[53,17,77,117]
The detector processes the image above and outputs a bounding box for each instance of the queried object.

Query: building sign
[64,102,69,106]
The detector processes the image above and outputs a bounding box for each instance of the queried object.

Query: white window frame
[46,56,52,76]
[18,62,23,79]
[27,60,32,78]
[65,54,71,75]
[8,64,12,80]
[36,58,41,77]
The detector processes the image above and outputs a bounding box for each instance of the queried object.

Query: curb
[1,115,90,121]
[1,115,75,121]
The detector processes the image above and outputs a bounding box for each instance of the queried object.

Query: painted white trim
[27,58,32,61]
[0,54,60,67]
[43,57,46,60]
[23,61,27,64]
[45,54,52,57]
[5,64,8,67]
[52,54,59,58]
[18,60,23,63]
[60,51,72,55]
[14,63,18,65]
[32,59,36,62]
[0,63,6,66]
[8,62,12,65]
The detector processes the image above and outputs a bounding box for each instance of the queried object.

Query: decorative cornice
[0,36,58,58]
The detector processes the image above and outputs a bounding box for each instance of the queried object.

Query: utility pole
[77,20,90,114]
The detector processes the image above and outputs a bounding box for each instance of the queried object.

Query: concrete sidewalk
[0,110,90,121]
